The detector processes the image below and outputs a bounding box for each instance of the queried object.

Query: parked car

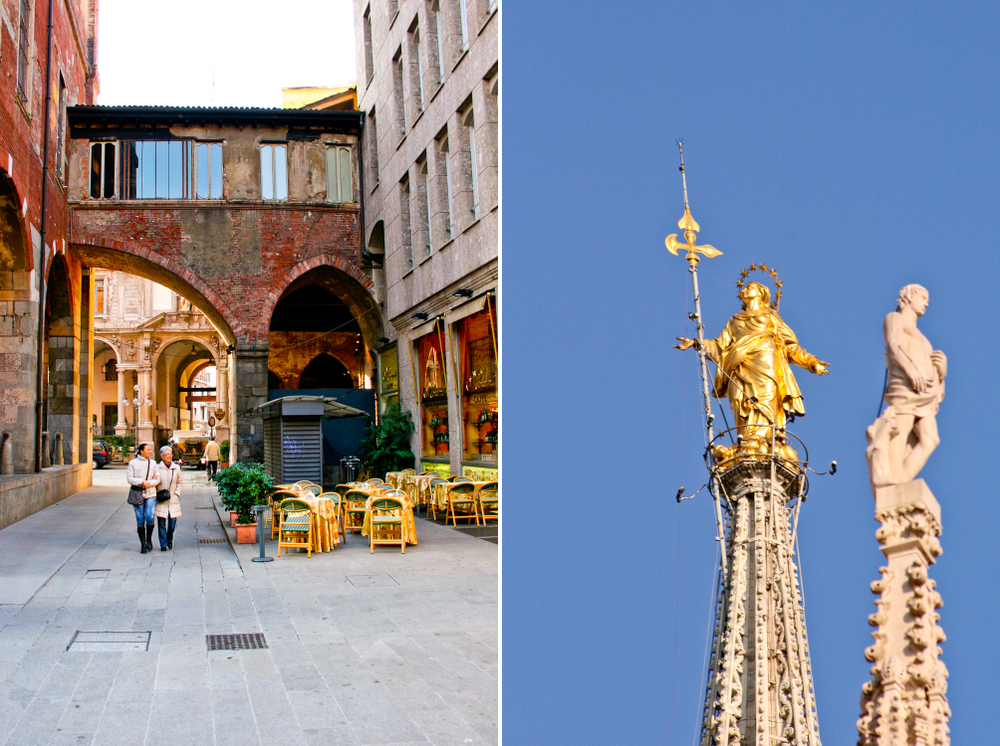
[92,439,110,469]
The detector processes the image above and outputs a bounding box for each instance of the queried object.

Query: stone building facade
[355,0,499,477]
[91,270,233,447]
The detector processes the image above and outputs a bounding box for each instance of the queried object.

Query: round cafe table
[361,492,418,546]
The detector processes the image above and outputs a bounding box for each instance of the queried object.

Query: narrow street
[0,466,497,746]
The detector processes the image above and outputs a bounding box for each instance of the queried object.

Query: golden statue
[676,280,829,462]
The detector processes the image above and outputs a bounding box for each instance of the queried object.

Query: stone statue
[676,280,829,460]
[859,284,950,745]
[866,284,946,487]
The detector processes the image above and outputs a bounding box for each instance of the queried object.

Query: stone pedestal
[857,479,949,745]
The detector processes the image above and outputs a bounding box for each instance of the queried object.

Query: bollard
[40,432,49,468]
[0,433,11,475]
[53,432,64,465]
[250,505,273,562]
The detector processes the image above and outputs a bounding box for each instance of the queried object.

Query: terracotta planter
[235,522,257,544]
[230,512,238,527]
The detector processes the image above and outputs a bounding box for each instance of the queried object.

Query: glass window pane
[90,144,101,199]
[197,144,209,199]
[140,142,156,199]
[103,143,116,198]
[168,141,183,198]
[156,141,169,198]
[275,145,287,201]
[261,146,273,200]
[210,144,222,199]
[326,148,337,201]
[339,149,352,203]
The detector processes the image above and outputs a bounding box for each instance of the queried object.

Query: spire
[666,142,722,265]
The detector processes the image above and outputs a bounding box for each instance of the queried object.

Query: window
[367,109,380,184]
[94,278,106,316]
[16,0,30,102]
[195,143,223,199]
[459,0,469,51]
[399,175,413,268]
[105,362,118,382]
[56,75,67,181]
[90,142,117,200]
[260,144,288,201]
[362,7,374,84]
[429,0,445,82]
[433,129,453,240]
[122,140,193,199]
[408,23,425,113]
[464,108,479,219]
[416,154,431,257]
[392,49,406,136]
[327,146,353,203]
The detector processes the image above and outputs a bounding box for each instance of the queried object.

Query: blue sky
[505,2,999,743]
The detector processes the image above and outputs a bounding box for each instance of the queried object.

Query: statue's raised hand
[675,337,699,351]
[813,360,831,375]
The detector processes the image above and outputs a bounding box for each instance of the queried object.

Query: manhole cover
[67,631,150,652]
[347,574,399,587]
[199,539,226,544]
[84,569,110,578]
[206,633,267,651]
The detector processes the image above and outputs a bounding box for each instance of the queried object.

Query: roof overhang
[252,395,367,420]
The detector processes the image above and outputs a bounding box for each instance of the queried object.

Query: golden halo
[735,263,783,310]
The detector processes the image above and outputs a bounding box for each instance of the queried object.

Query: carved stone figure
[866,285,946,487]
[676,281,828,459]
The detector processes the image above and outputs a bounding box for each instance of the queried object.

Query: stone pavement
[0,466,498,746]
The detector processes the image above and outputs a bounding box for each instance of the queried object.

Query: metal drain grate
[199,538,226,544]
[68,631,150,652]
[195,507,214,510]
[206,633,267,651]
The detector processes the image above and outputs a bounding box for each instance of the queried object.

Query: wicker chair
[446,482,479,527]
[277,498,314,557]
[478,482,498,524]
[300,484,322,497]
[343,490,370,535]
[367,477,385,485]
[369,497,406,553]
[317,492,345,545]
[268,489,301,540]
[428,477,448,520]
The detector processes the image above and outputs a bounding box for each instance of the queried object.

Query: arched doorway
[299,353,354,389]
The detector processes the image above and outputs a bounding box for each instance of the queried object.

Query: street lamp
[122,383,152,452]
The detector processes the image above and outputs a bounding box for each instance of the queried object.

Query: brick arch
[262,255,382,345]
[0,168,31,272]
[71,238,240,343]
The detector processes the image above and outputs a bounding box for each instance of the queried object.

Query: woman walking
[126,443,161,554]
[156,445,183,551]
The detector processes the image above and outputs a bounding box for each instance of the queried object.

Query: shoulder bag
[127,460,150,506]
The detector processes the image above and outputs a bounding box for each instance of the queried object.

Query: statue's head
[740,281,770,307]
[897,284,929,314]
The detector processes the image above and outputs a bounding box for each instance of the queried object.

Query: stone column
[137,367,154,444]
[216,360,230,443]
[857,479,949,745]
[234,343,268,463]
[115,366,127,435]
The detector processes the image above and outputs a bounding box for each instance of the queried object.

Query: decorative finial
[665,142,722,266]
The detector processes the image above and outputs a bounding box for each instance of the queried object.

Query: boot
[138,527,148,554]
[145,524,155,552]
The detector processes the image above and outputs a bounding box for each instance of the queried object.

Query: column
[138,367,154,444]
[216,360,230,443]
[234,343,268,463]
[115,365,127,435]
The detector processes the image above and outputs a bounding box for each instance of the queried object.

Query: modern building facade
[355,0,499,478]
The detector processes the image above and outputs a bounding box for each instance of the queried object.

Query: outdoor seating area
[257,470,498,557]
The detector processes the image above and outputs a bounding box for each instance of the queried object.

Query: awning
[252,395,368,420]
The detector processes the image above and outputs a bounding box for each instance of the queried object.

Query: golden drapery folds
[679,281,828,460]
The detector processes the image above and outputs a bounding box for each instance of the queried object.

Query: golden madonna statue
[676,280,829,461]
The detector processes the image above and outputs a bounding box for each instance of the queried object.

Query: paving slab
[0,466,497,746]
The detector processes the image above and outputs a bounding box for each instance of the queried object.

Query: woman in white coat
[126,443,161,553]
[155,445,183,551]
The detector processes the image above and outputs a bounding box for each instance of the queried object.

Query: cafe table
[385,472,405,489]
[361,491,418,546]
[431,481,494,513]
[394,473,438,509]
[272,487,339,553]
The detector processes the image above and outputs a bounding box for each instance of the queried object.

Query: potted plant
[215,462,273,544]
[357,404,416,479]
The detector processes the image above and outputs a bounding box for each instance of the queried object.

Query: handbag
[127,459,151,506]
[156,490,170,503]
